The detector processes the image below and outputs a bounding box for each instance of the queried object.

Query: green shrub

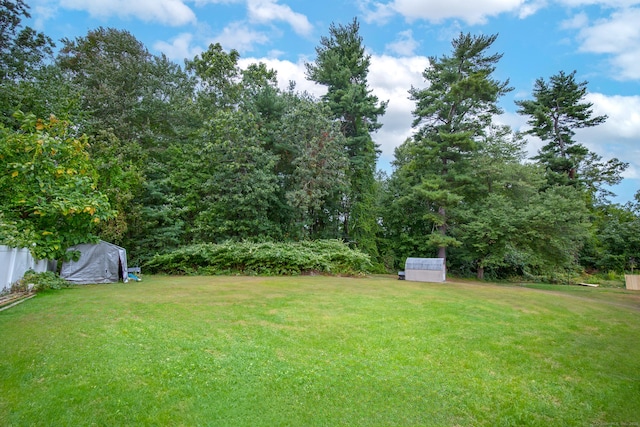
[145,240,372,276]
[11,270,69,293]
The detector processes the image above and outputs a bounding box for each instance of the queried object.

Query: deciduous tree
[0,0,53,81]
[0,113,114,260]
[0,0,55,127]
[451,126,541,279]
[57,28,198,249]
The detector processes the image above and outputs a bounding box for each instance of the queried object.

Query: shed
[60,241,128,284]
[404,257,446,283]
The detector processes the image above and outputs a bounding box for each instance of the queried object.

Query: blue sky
[25,0,640,203]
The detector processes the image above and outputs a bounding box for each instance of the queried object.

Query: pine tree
[516,70,627,202]
[306,18,387,256]
[407,33,512,263]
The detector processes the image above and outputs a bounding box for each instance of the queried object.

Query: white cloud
[59,0,197,26]
[247,0,313,36]
[191,0,242,4]
[555,0,640,6]
[212,21,270,53]
[385,30,419,56]
[368,55,430,167]
[575,8,640,80]
[576,9,640,53]
[360,1,396,23]
[587,93,640,139]
[147,1,312,58]
[31,4,58,30]
[154,33,203,61]
[238,56,324,96]
[369,54,429,95]
[560,11,589,29]
[517,0,545,18]
[576,93,640,179]
[363,0,531,25]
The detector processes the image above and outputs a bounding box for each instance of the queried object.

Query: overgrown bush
[11,270,69,293]
[145,240,372,276]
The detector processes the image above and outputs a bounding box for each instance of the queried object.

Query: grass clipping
[145,240,372,276]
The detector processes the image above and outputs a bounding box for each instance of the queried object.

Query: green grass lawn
[1,275,639,426]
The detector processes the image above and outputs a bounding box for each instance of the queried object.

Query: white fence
[0,246,55,292]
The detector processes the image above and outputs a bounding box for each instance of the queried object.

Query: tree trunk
[438,205,447,262]
[477,265,484,280]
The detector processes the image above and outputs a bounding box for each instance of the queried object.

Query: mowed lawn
[1,275,639,426]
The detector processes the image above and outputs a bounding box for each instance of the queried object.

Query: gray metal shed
[60,241,128,285]
[404,257,446,282]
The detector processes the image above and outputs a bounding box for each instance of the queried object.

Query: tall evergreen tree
[515,70,627,201]
[305,17,387,256]
[407,32,512,263]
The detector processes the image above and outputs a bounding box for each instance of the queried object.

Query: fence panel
[624,275,640,291]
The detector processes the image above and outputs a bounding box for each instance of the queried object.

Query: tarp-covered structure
[61,241,128,284]
[1,245,56,292]
[404,257,446,283]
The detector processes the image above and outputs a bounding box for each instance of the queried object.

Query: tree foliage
[192,109,280,241]
[306,18,387,256]
[450,127,540,278]
[0,0,53,81]
[405,33,512,261]
[0,14,635,278]
[56,27,199,250]
[145,240,371,276]
[516,70,627,201]
[0,113,114,259]
[275,95,349,239]
[1,0,55,128]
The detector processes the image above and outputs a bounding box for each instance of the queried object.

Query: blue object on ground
[128,273,142,282]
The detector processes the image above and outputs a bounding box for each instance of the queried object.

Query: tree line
[1,1,639,279]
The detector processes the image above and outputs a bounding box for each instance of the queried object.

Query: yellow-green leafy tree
[0,112,114,260]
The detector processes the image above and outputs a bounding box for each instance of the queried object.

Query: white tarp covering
[1,245,54,292]
[60,241,128,285]
[404,257,446,282]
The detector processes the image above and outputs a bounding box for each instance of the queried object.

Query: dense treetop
[1,0,637,278]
